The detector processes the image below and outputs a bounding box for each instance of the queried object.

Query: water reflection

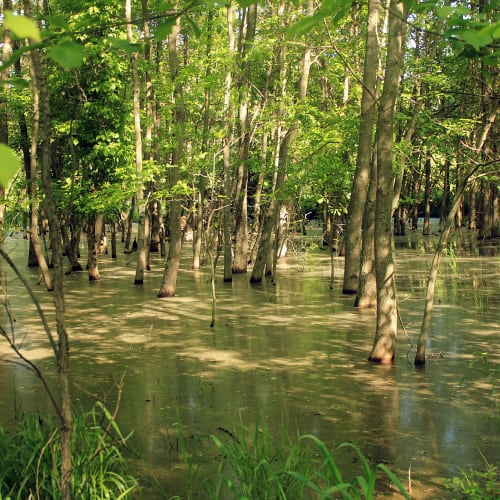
[0,232,498,499]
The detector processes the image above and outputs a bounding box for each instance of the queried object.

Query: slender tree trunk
[368,0,407,364]
[356,146,377,308]
[158,15,185,298]
[440,159,450,229]
[193,10,214,271]
[125,0,147,285]
[232,4,257,274]
[26,38,53,290]
[222,5,235,283]
[415,104,498,364]
[251,1,313,283]
[352,0,380,307]
[341,0,380,294]
[87,214,104,281]
[422,153,431,235]
[0,0,12,233]
[24,7,73,494]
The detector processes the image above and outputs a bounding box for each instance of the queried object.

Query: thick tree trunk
[368,0,407,364]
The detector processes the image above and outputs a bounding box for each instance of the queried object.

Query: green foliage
[0,404,140,499]
[0,145,21,187]
[287,435,410,499]
[442,463,499,499]
[46,41,85,69]
[3,11,42,42]
[184,421,410,499]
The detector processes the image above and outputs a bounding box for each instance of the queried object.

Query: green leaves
[3,11,41,42]
[0,145,21,187]
[285,0,352,40]
[155,18,177,40]
[47,41,85,69]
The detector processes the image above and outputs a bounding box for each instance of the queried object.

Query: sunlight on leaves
[47,41,85,69]
[0,144,21,186]
[3,11,42,42]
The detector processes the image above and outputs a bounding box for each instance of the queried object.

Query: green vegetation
[442,462,499,500]
[179,421,410,499]
[0,403,140,499]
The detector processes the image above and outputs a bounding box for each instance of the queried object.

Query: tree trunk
[351,0,380,307]
[87,214,104,281]
[125,0,147,285]
[368,0,407,364]
[251,1,313,284]
[232,4,257,274]
[415,103,498,364]
[342,0,381,294]
[26,36,53,290]
[24,8,73,495]
[158,15,185,298]
[222,4,235,283]
[422,153,432,235]
[355,146,377,308]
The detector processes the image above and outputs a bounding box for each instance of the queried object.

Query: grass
[180,419,411,499]
[0,402,140,499]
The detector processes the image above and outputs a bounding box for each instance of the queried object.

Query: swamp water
[0,227,499,498]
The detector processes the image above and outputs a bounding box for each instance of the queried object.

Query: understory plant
[184,420,410,499]
[0,402,140,499]
[442,462,499,499]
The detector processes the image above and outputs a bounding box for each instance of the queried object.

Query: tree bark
[24,6,73,494]
[87,214,104,281]
[222,5,235,283]
[232,5,257,274]
[158,15,185,298]
[368,0,407,364]
[25,34,53,290]
[352,0,380,307]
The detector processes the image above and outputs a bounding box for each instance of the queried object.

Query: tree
[353,0,381,309]
[158,13,186,298]
[22,2,73,494]
[368,0,408,364]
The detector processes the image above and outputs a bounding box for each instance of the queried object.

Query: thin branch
[0,248,58,357]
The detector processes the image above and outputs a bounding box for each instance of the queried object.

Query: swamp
[0,224,498,498]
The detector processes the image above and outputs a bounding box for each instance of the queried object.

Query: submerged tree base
[368,355,395,364]
[414,354,426,366]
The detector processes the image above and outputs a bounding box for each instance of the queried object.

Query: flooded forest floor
[0,224,499,498]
